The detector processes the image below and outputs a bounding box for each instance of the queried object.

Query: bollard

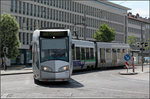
[132,57,135,72]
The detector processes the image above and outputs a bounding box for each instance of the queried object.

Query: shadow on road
[72,66,125,76]
[35,78,84,88]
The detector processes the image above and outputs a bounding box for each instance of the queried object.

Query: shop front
[11,49,32,65]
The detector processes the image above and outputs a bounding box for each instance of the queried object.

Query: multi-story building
[127,13,150,64]
[127,12,150,43]
[1,0,130,65]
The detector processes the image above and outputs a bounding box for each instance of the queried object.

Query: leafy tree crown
[94,23,116,42]
[0,13,21,59]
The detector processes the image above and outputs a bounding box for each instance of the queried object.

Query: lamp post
[125,15,128,44]
[73,24,79,40]
[140,22,143,72]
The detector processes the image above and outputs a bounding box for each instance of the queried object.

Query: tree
[127,35,136,47]
[0,13,21,59]
[144,38,150,50]
[94,23,116,42]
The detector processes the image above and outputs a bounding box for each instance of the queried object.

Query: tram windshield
[40,37,69,62]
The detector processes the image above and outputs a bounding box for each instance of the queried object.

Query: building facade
[127,13,150,64]
[127,13,150,43]
[1,0,130,65]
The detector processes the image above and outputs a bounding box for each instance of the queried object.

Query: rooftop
[128,12,150,24]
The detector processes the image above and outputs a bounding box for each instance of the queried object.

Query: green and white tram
[32,29,72,82]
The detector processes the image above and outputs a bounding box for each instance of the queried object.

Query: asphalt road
[1,67,149,98]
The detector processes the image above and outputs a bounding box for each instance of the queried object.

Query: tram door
[112,49,117,65]
[100,48,105,64]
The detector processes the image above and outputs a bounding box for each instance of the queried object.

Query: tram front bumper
[40,71,70,81]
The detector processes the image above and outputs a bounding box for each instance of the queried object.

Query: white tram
[31,29,130,82]
[32,29,72,82]
[71,40,130,70]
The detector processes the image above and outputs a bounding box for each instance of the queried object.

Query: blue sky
[110,1,149,18]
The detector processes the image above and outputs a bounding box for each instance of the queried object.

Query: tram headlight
[41,66,52,72]
[58,65,69,72]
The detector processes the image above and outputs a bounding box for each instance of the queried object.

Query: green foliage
[127,35,136,47]
[0,13,21,59]
[144,38,150,50]
[94,23,116,42]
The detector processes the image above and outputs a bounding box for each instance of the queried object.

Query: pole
[83,7,86,40]
[125,15,127,43]
[132,56,135,72]
[141,22,144,72]
[4,30,7,70]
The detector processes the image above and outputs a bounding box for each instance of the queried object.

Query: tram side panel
[96,42,130,68]
[72,40,96,71]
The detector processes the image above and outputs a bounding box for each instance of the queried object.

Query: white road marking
[101,87,149,95]
[1,93,9,98]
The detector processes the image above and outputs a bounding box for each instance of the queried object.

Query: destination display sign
[40,31,68,38]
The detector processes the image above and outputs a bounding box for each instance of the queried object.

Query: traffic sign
[124,54,131,61]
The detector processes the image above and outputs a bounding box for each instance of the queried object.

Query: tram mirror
[72,44,75,49]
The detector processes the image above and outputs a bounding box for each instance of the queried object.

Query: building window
[23,33,25,44]
[27,18,29,30]
[19,1,21,14]
[41,21,43,28]
[30,34,33,43]
[14,0,17,13]
[19,32,22,43]
[37,6,40,17]
[19,17,22,29]
[30,19,32,30]
[34,5,36,16]
[27,3,29,15]
[10,0,14,12]
[27,33,29,45]
[47,0,49,5]
[47,8,49,19]
[44,0,46,5]
[23,2,25,14]
[30,4,33,16]
[44,7,46,18]
[41,6,43,18]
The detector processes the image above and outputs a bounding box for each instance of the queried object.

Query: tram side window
[112,49,117,64]
[100,48,105,63]
[81,47,85,60]
[90,48,94,60]
[35,44,39,68]
[76,47,80,60]
[123,49,126,56]
[33,44,35,64]
[106,48,111,60]
[33,43,39,68]
[117,49,122,59]
[72,48,75,60]
[86,48,89,60]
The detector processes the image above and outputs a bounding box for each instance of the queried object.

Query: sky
[110,1,149,18]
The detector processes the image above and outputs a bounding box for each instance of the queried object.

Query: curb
[119,72,138,75]
[0,71,33,76]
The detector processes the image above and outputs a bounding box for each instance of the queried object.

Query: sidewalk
[119,64,149,74]
[0,65,33,76]
[119,65,150,81]
[0,64,149,77]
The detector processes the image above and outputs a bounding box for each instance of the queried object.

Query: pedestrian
[2,57,7,70]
